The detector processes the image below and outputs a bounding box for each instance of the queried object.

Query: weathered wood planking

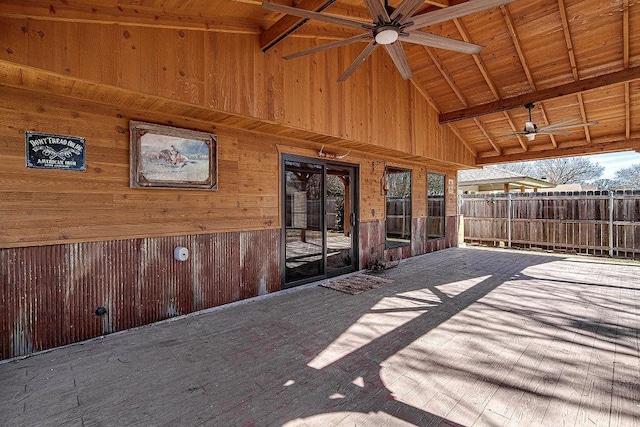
[462,192,640,258]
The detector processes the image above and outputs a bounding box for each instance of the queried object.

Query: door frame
[280,154,359,288]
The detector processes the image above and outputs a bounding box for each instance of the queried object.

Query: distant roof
[552,183,598,192]
[458,166,556,189]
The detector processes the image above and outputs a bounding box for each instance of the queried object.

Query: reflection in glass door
[326,165,354,276]
[283,157,357,287]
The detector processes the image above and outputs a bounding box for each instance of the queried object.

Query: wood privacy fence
[461,191,640,259]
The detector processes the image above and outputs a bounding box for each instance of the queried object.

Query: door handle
[350,212,356,227]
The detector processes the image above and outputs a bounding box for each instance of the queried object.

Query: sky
[585,151,640,179]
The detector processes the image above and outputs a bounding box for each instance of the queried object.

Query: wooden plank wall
[0,83,458,248]
[462,192,640,258]
[0,86,280,247]
[0,17,474,168]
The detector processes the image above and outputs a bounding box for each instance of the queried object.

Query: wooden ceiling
[1,0,639,165]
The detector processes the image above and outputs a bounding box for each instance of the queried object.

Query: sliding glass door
[282,156,358,288]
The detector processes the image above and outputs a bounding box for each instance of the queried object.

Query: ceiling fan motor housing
[374,26,400,44]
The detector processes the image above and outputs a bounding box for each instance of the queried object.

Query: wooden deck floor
[0,247,638,426]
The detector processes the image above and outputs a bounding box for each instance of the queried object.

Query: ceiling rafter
[477,137,640,164]
[501,5,558,148]
[447,124,479,157]
[409,79,441,113]
[453,17,528,151]
[260,0,337,52]
[423,0,450,7]
[409,78,478,157]
[424,46,501,154]
[439,66,640,123]
[557,0,591,143]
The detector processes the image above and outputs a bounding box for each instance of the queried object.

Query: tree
[613,163,640,189]
[500,157,604,184]
[499,161,537,176]
[535,158,604,184]
[592,178,618,191]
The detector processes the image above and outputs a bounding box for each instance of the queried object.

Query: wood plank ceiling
[1,0,638,165]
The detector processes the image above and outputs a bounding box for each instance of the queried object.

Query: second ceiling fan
[263,0,520,81]
[514,103,599,141]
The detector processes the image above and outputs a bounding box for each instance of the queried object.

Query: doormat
[321,274,394,295]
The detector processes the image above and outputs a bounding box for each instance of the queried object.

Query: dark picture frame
[130,121,217,190]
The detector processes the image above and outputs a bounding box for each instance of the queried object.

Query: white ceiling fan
[262,0,520,81]
[516,103,599,141]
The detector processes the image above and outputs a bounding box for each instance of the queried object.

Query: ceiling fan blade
[406,0,520,31]
[262,2,374,31]
[390,0,425,23]
[535,117,581,130]
[535,131,574,136]
[283,34,373,60]
[538,120,599,132]
[384,42,413,80]
[402,31,484,54]
[363,0,390,23]
[337,41,378,82]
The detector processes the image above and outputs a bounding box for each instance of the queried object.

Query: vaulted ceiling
[1,0,639,165]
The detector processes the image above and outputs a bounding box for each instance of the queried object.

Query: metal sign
[26,131,86,171]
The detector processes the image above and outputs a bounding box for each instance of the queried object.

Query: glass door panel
[284,161,324,284]
[326,165,355,275]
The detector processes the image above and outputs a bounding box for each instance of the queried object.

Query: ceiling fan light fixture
[524,121,536,132]
[375,27,399,45]
[525,134,536,141]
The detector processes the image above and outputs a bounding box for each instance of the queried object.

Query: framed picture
[130,121,217,190]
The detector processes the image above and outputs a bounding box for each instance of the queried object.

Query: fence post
[609,191,614,257]
[507,193,512,248]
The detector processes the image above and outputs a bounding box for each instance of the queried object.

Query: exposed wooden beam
[536,106,558,148]
[476,137,640,164]
[473,118,501,155]
[501,5,556,148]
[453,18,499,99]
[503,111,529,150]
[453,17,527,151]
[409,78,441,114]
[446,124,478,157]
[439,66,640,123]
[408,77,478,158]
[557,0,591,143]
[424,46,500,154]
[260,0,336,52]
[423,0,450,7]
[623,0,630,69]
[500,6,534,88]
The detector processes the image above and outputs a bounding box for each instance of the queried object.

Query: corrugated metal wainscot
[0,229,279,360]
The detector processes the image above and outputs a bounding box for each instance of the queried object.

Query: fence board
[462,191,640,259]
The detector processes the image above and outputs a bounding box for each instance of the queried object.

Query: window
[385,167,411,247]
[427,173,445,239]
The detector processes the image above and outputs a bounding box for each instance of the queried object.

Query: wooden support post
[504,183,510,193]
